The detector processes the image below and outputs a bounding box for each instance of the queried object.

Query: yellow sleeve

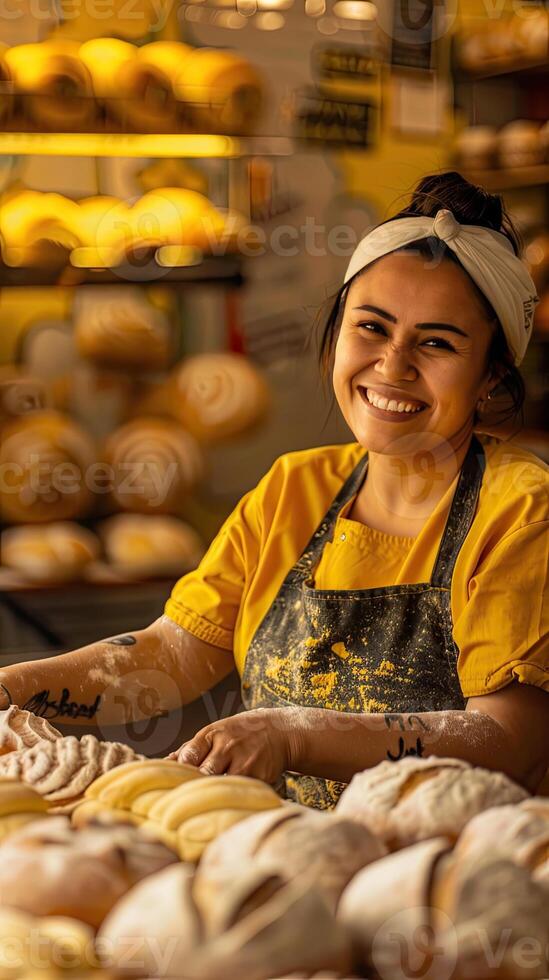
[456,521,549,697]
[165,481,264,651]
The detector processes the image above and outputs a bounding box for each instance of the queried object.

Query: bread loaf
[0,707,61,756]
[74,287,173,371]
[99,513,204,577]
[104,417,204,514]
[129,187,237,253]
[4,40,96,130]
[453,798,549,885]
[0,734,142,808]
[0,188,79,268]
[0,816,178,928]
[117,41,192,133]
[173,48,265,135]
[335,757,528,849]
[68,195,133,269]
[0,778,51,843]
[0,907,97,976]
[2,523,100,584]
[0,411,96,524]
[170,352,270,443]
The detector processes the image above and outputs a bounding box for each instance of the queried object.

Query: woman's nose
[374,342,418,382]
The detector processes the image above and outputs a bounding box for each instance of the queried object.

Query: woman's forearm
[286,707,510,783]
[0,616,235,728]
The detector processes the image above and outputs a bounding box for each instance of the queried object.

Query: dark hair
[316,171,525,429]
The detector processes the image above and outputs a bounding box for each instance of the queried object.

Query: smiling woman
[2,171,548,811]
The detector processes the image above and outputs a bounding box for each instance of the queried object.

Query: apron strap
[430,433,486,590]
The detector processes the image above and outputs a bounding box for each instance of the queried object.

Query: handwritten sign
[294,88,374,148]
[313,45,380,81]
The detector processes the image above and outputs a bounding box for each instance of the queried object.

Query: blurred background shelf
[461,165,549,191]
[0,254,244,288]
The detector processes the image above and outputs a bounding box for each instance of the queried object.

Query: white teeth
[365,389,423,414]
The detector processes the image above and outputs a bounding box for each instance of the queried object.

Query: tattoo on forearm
[384,714,430,733]
[23,689,101,721]
[387,736,425,762]
[106,634,137,646]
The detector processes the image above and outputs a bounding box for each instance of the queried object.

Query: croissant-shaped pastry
[0,706,62,756]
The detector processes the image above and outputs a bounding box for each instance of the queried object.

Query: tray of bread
[0,704,547,979]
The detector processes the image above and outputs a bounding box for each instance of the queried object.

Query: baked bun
[454,125,498,170]
[335,757,528,850]
[0,368,49,425]
[141,773,283,861]
[453,798,549,885]
[100,863,352,978]
[99,513,204,577]
[1,522,100,584]
[104,417,204,514]
[68,195,133,269]
[0,706,61,756]
[4,40,96,131]
[0,411,96,524]
[0,907,97,975]
[74,287,173,371]
[498,120,544,167]
[174,48,265,135]
[339,837,549,979]
[129,187,244,254]
[170,352,270,443]
[117,41,193,133]
[0,816,177,928]
[0,778,51,843]
[0,735,142,810]
[195,806,386,917]
[0,188,79,268]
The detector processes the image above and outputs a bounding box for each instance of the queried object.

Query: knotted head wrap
[344,208,539,366]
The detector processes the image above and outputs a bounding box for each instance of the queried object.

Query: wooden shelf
[460,165,549,191]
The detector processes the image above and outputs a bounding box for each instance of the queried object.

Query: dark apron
[241,434,486,810]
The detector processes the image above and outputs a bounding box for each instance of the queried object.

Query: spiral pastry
[5,40,96,131]
[170,352,270,443]
[104,417,204,515]
[0,735,142,808]
[74,288,172,372]
[0,410,96,524]
[99,513,204,577]
[0,707,62,757]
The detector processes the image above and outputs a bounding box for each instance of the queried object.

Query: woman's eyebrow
[353,305,469,339]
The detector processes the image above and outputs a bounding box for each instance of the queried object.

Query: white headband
[344,208,539,366]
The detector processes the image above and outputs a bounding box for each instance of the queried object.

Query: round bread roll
[498,120,544,168]
[195,806,386,920]
[68,195,133,269]
[0,735,143,809]
[0,907,97,976]
[173,48,265,135]
[2,523,100,584]
[0,706,61,756]
[104,417,204,515]
[454,125,498,170]
[4,40,96,131]
[453,798,549,885]
[170,352,270,443]
[142,774,283,861]
[74,287,173,371]
[524,233,549,291]
[0,368,49,427]
[0,411,96,524]
[0,43,14,126]
[0,778,51,844]
[0,188,80,268]
[99,513,204,577]
[0,816,177,928]
[100,863,352,979]
[118,41,193,133]
[335,757,528,850]
[129,187,243,254]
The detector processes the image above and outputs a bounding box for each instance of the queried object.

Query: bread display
[498,120,544,168]
[454,125,498,170]
[0,907,98,975]
[0,411,96,524]
[0,368,49,425]
[104,417,204,514]
[338,837,549,979]
[195,806,386,917]
[4,40,96,131]
[0,816,177,928]
[0,778,51,843]
[456,13,548,73]
[335,756,528,849]
[169,352,270,443]
[99,514,204,578]
[0,706,61,755]
[74,287,173,371]
[452,798,549,885]
[2,523,100,584]
[100,863,352,979]
[0,735,142,810]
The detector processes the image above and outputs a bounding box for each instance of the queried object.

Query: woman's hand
[168,708,299,785]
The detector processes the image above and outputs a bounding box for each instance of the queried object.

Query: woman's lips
[357,386,428,421]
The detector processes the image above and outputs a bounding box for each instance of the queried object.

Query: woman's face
[332,251,498,455]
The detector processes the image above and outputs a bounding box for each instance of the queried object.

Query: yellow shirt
[166,433,549,698]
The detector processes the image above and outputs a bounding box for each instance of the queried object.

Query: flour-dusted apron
[241,434,486,809]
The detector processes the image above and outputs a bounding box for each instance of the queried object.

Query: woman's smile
[357,385,428,421]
